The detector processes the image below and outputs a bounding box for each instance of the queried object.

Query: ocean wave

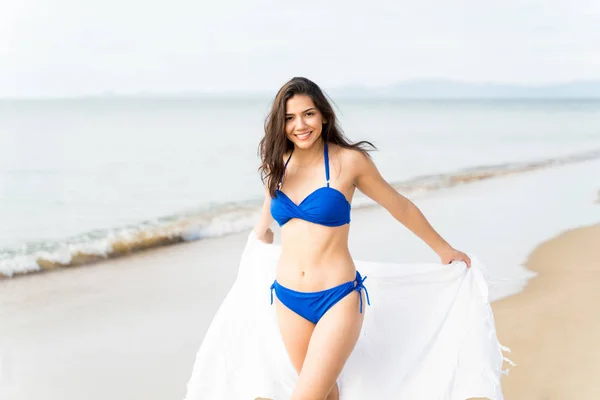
[2,149,599,279]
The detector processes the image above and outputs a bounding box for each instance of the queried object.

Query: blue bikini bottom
[270,271,370,324]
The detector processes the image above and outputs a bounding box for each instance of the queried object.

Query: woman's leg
[274,299,316,374]
[326,382,339,400]
[291,291,364,400]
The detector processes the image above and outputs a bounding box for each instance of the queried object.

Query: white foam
[0,255,40,277]
[181,209,262,241]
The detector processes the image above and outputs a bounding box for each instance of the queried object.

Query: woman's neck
[292,139,324,166]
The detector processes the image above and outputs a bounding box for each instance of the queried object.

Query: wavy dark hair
[258,77,376,197]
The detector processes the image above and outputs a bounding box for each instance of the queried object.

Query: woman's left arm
[352,151,471,267]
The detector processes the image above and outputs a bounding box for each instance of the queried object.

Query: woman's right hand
[255,227,274,244]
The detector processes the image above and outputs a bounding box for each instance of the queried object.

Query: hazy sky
[1,0,599,97]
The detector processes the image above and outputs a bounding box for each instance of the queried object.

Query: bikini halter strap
[324,142,330,187]
[278,150,294,188]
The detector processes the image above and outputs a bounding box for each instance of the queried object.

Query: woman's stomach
[275,221,356,292]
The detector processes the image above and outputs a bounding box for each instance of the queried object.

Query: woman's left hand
[438,247,471,268]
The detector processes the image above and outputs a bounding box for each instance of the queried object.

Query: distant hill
[328,80,600,99]
[5,80,600,100]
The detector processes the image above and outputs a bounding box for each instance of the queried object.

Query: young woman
[255,77,471,400]
[183,77,506,400]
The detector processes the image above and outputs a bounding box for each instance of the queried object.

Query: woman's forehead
[286,94,316,113]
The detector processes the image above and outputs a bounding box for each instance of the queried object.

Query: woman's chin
[290,134,321,149]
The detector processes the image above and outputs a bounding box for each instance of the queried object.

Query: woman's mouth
[295,131,312,141]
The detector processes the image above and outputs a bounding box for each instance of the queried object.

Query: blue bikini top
[270,142,351,227]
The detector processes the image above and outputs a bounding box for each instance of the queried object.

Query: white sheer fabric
[184,231,508,400]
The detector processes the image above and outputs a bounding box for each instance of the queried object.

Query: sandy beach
[0,159,598,399]
[493,223,600,399]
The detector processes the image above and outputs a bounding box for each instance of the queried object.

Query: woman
[183,78,506,400]
[256,77,470,400]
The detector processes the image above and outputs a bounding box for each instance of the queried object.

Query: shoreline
[492,223,600,399]
[2,149,599,280]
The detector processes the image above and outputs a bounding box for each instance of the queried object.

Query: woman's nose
[295,117,307,130]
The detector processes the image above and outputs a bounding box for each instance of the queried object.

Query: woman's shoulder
[329,143,369,164]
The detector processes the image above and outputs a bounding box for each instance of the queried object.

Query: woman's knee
[326,382,339,400]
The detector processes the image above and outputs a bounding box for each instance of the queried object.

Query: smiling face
[284,94,326,150]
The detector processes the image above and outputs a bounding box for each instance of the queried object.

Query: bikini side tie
[355,273,371,314]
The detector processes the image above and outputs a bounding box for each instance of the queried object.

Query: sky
[1,0,599,97]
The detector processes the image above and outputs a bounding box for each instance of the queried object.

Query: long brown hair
[258,77,376,197]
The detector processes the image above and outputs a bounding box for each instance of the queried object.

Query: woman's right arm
[253,187,274,244]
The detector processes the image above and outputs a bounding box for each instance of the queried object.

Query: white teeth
[296,132,311,140]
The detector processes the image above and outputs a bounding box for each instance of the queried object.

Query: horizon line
[2,78,600,100]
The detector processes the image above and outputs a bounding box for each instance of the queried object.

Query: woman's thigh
[292,291,364,400]
[275,299,316,374]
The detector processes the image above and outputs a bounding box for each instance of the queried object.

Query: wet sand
[493,223,600,399]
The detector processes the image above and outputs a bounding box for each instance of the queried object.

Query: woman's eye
[305,112,314,117]
[285,117,293,121]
